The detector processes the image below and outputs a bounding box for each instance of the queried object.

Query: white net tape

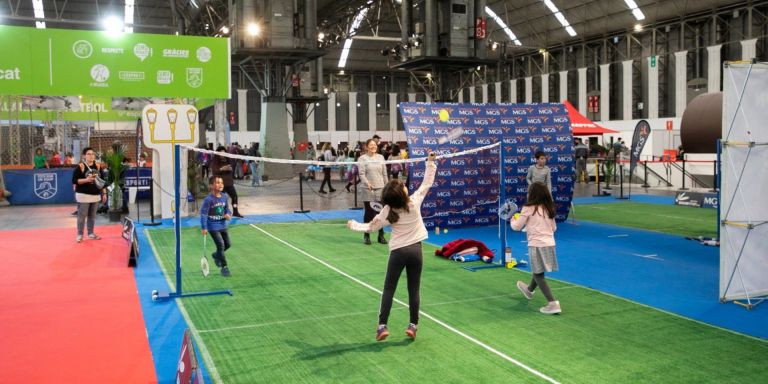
[179,142,500,168]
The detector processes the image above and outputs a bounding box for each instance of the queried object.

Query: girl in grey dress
[358,138,389,244]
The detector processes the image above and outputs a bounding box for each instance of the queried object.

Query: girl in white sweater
[347,152,436,341]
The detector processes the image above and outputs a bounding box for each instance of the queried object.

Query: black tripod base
[349,207,363,210]
[294,210,311,213]
[141,222,162,227]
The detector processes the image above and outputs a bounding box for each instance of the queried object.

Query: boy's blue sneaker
[405,323,418,340]
[221,266,231,277]
[376,325,389,341]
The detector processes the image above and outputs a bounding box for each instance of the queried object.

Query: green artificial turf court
[147,220,766,383]
[572,201,718,238]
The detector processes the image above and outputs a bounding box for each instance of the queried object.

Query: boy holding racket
[201,176,232,277]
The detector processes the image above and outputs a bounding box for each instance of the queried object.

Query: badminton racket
[437,127,464,145]
[498,199,519,221]
[201,234,210,277]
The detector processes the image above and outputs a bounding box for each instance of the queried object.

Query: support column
[509,79,517,103]
[707,45,722,93]
[214,99,228,147]
[328,92,337,134]
[481,84,489,103]
[622,60,633,120]
[541,74,549,102]
[307,103,316,133]
[578,67,587,114]
[559,71,567,102]
[469,87,476,103]
[494,81,501,103]
[348,91,357,133]
[389,92,398,139]
[259,97,292,178]
[286,104,293,143]
[674,51,687,117]
[237,89,248,132]
[407,93,416,102]
[647,56,659,119]
[741,38,757,60]
[458,89,464,103]
[368,92,377,131]
[524,76,532,104]
[599,63,610,122]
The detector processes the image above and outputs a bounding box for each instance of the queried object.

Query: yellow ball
[443,229,448,234]
[438,109,450,122]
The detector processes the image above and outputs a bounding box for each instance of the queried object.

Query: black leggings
[223,185,238,208]
[528,273,555,302]
[319,167,334,191]
[379,242,423,325]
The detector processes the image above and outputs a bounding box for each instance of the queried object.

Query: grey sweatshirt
[526,164,552,192]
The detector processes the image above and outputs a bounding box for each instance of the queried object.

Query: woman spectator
[318,143,336,194]
[358,138,389,244]
[71,147,106,242]
[210,145,244,218]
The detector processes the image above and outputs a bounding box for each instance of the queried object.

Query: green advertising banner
[0,25,230,99]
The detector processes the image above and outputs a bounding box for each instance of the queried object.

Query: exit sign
[651,56,657,68]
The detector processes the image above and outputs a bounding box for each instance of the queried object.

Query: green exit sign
[651,56,657,68]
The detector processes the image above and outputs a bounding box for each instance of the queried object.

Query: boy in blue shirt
[201,176,232,277]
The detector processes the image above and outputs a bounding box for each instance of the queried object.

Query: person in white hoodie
[511,181,561,315]
[347,152,436,341]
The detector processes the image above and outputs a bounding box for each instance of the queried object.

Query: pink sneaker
[516,281,533,300]
[405,323,418,340]
[540,301,561,315]
[376,325,389,341]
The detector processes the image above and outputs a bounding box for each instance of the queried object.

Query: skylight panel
[485,6,522,46]
[625,0,645,21]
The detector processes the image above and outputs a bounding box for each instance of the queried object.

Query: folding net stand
[464,142,507,272]
[152,145,233,301]
[719,60,768,310]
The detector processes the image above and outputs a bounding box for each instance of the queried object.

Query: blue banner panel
[123,167,153,199]
[4,168,76,205]
[400,102,574,230]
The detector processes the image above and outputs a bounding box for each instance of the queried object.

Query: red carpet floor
[0,225,156,383]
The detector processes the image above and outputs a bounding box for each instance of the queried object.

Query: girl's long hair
[525,182,555,219]
[381,179,409,223]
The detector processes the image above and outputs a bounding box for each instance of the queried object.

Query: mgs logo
[186,68,203,88]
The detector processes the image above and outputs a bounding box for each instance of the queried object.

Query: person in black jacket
[210,146,244,218]
[71,147,107,242]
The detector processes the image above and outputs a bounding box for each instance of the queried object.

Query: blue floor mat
[427,219,767,339]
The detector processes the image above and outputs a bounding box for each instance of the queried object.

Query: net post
[174,144,182,295]
[616,164,629,200]
[349,172,363,210]
[592,158,609,197]
[294,172,310,214]
[641,160,650,188]
[679,157,689,190]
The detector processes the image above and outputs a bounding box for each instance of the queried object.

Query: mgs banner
[629,119,651,175]
[401,102,574,230]
[0,25,229,98]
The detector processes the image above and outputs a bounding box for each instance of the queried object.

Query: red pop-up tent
[563,100,619,136]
